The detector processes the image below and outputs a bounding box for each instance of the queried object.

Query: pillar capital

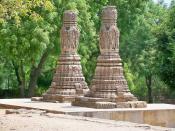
[100,6,119,53]
[101,6,117,24]
[63,10,77,25]
[61,11,79,53]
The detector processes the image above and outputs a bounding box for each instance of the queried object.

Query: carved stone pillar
[72,6,147,108]
[42,11,88,102]
[89,6,136,102]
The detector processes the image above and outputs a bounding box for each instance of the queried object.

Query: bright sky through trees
[153,0,172,5]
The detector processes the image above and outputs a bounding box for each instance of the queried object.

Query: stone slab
[0,99,175,128]
[42,95,76,103]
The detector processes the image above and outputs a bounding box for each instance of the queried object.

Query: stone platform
[0,99,175,128]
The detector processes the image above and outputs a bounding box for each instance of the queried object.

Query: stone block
[31,97,43,101]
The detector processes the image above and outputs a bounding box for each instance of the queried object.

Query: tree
[157,3,175,90]
[0,0,97,97]
[121,1,167,103]
[0,0,55,97]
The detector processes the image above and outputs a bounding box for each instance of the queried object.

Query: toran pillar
[72,6,147,108]
[43,11,89,102]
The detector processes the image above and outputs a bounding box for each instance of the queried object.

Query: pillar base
[72,96,147,109]
[42,94,76,103]
[31,95,75,103]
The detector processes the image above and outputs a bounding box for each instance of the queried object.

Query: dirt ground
[0,109,173,131]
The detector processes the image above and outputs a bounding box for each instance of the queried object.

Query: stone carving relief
[61,26,79,53]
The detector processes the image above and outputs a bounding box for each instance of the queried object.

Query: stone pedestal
[42,11,88,102]
[72,6,147,108]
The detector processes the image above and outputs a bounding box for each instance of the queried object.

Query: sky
[153,0,172,5]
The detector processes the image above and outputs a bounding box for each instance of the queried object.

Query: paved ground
[1,99,175,128]
[0,98,175,112]
[0,109,173,131]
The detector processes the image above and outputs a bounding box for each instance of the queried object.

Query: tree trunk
[28,66,40,97]
[28,49,50,97]
[145,75,153,103]
[19,63,25,98]
[7,76,9,90]
[12,61,25,98]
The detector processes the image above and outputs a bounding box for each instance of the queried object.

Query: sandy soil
[0,109,173,131]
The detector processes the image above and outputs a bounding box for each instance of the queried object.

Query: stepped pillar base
[42,94,76,103]
[72,96,147,109]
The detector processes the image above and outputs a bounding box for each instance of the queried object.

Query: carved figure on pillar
[72,6,147,108]
[99,7,119,53]
[42,11,88,102]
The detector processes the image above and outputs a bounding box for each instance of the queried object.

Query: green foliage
[0,0,57,97]
[157,4,175,89]
[123,63,147,100]
[35,86,48,96]
[120,1,172,102]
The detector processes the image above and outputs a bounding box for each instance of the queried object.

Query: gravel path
[0,109,173,131]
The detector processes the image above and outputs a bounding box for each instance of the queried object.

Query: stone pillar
[89,6,136,102]
[72,6,147,108]
[42,11,88,102]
